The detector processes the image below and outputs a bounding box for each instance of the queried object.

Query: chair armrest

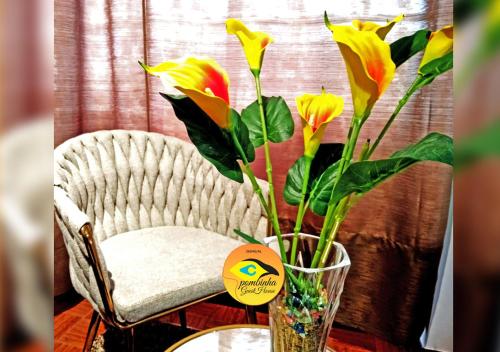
[54,186,116,320]
[54,186,90,235]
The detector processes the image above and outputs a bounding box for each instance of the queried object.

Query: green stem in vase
[318,203,346,268]
[316,138,370,269]
[252,70,288,265]
[311,116,363,268]
[231,129,302,288]
[313,213,343,290]
[290,155,313,265]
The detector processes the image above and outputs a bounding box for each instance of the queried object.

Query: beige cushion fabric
[100,226,241,323]
[54,130,268,320]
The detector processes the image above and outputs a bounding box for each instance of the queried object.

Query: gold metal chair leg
[245,305,257,324]
[83,310,101,352]
[178,309,187,329]
[126,327,135,352]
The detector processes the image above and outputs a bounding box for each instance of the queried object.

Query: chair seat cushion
[99,226,241,323]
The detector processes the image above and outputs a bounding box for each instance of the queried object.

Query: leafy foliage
[284,144,344,205]
[417,52,453,88]
[390,29,431,67]
[309,133,453,215]
[161,94,255,183]
[241,96,294,147]
[231,109,255,162]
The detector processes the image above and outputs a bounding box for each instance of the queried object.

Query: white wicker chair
[54,130,268,351]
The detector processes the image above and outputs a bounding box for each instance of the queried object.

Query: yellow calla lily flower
[352,14,404,40]
[419,25,453,72]
[296,88,344,157]
[325,18,396,119]
[140,57,231,129]
[226,19,273,73]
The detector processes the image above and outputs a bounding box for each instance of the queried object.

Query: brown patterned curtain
[55,0,452,346]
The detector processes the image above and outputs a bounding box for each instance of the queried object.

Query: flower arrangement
[140,13,453,352]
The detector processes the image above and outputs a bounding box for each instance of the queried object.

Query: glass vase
[265,233,350,352]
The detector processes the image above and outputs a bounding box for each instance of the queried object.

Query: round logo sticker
[223,244,285,306]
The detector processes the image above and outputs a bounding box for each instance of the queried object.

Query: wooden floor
[54,293,403,352]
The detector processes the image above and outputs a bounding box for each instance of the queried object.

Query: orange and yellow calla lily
[140,57,231,129]
[352,14,404,40]
[226,19,273,73]
[419,25,453,72]
[325,14,396,119]
[296,88,344,157]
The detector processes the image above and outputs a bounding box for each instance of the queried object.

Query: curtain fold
[55,0,453,345]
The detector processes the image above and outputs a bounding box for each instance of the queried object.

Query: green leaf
[390,29,431,67]
[231,109,255,162]
[234,228,263,244]
[309,133,453,215]
[241,96,294,148]
[310,144,344,180]
[420,51,453,77]
[284,144,344,206]
[161,94,255,183]
[283,156,308,205]
[417,52,453,88]
[308,161,341,216]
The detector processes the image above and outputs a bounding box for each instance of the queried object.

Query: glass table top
[166,324,334,352]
